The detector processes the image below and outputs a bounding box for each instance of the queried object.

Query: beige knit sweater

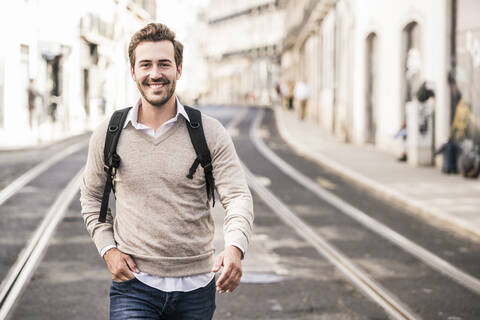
[80,113,253,277]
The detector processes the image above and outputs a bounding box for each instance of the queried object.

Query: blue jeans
[110,277,216,320]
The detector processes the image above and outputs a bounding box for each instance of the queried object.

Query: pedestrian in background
[294,80,310,120]
[80,23,254,320]
[279,81,288,109]
[274,82,282,105]
[27,79,42,129]
[287,80,295,110]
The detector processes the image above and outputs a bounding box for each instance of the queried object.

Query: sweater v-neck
[127,116,186,146]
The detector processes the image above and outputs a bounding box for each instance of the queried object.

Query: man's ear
[176,64,182,80]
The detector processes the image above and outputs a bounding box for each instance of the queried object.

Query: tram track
[1,105,479,319]
[250,108,480,296]
[0,140,88,207]
[226,107,420,320]
[0,108,243,320]
[0,141,88,320]
[0,169,84,319]
[229,106,480,319]
[242,161,420,320]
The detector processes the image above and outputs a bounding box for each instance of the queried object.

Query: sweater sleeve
[80,120,116,255]
[207,117,254,254]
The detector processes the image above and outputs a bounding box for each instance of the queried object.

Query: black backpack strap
[98,107,132,222]
[184,106,216,207]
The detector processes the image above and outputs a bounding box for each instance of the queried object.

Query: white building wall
[208,0,274,20]
[334,0,354,142]
[207,7,285,56]
[320,10,335,132]
[2,1,31,145]
[0,0,152,148]
[304,34,316,120]
[280,0,451,161]
[350,0,450,154]
[204,0,285,105]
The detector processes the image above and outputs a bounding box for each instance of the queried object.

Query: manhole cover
[240,272,283,284]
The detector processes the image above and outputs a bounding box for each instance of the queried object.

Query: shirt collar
[123,96,190,129]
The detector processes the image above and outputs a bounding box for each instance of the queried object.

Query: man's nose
[150,65,162,78]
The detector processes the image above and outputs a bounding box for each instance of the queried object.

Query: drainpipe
[450,0,457,124]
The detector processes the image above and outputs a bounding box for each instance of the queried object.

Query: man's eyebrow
[138,59,172,64]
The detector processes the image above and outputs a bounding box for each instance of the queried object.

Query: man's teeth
[149,83,165,88]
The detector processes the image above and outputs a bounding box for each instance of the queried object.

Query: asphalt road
[230,107,480,319]
[1,105,479,319]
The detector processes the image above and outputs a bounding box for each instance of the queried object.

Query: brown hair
[128,23,183,69]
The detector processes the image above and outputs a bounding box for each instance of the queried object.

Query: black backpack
[98,106,215,223]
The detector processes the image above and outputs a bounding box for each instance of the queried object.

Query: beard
[136,76,176,108]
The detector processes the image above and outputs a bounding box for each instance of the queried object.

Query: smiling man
[80,23,254,320]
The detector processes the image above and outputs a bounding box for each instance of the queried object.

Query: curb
[271,106,480,241]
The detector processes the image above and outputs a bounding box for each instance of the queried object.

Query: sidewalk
[273,106,480,240]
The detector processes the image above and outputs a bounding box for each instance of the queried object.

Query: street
[1,105,479,319]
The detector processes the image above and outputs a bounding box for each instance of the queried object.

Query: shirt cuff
[226,242,245,259]
[100,244,117,257]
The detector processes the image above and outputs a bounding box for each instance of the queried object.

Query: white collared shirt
[123,96,191,136]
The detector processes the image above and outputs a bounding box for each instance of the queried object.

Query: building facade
[202,0,287,105]
[199,0,473,165]
[281,0,459,165]
[455,0,480,144]
[0,0,155,148]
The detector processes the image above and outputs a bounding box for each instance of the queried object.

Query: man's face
[131,40,182,107]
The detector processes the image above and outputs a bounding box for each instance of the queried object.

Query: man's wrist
[229,245,243,259]
[101,245,117,258]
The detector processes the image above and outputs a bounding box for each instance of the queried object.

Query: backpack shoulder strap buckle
[202,162,213,174]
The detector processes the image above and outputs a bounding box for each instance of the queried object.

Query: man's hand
[103,248,139,282]
[212,245,243,293]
